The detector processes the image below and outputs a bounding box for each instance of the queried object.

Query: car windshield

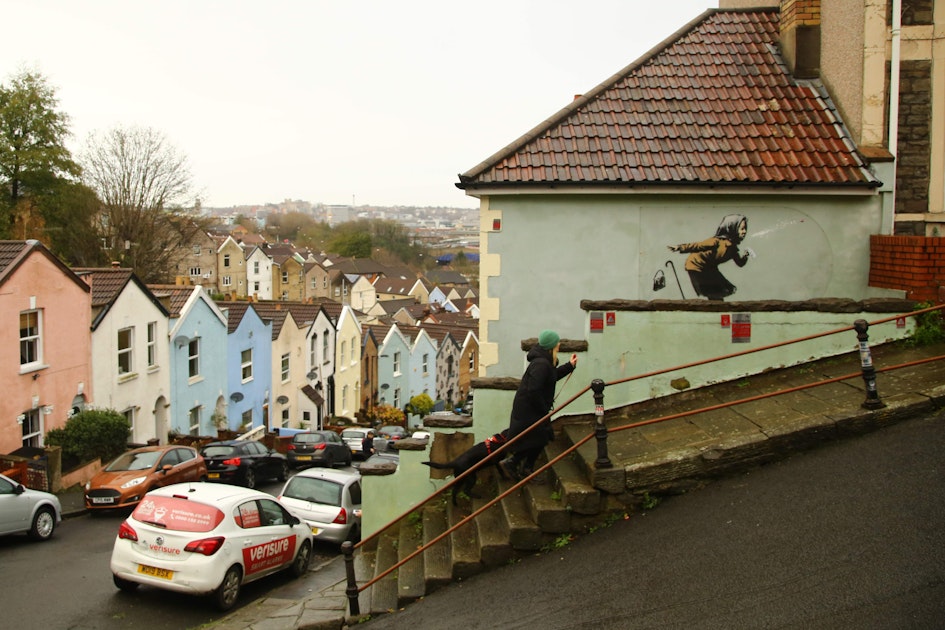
[341,430,364,440]
[282,476,342,506]
[202,445,237,458]
[106,450,160,472]
[293,433,325,445]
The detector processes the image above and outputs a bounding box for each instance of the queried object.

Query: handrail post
[342,540,360,616]
[853,319,886,410]
[592,379,612,468]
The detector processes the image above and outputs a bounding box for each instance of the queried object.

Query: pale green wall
[482,193,899,378]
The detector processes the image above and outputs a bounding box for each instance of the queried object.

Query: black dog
[422,431,509,504]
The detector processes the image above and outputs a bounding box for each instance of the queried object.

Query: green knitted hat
[538,329,560,350]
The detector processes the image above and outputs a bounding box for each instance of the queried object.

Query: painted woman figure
[667,214,749,301]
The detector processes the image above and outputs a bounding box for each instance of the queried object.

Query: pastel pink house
[0,240,92,454]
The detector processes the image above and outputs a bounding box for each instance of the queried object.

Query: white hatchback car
[109,482,313,610]
[278,468,362,545]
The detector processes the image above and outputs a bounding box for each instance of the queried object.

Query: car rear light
[331,508,348,525]
[286,444,296,451]
[314,443,326,450]
[184,536,225,556]
[222,457,241,466]
[118,521,138,542]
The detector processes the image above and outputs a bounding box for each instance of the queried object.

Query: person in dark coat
[500,329,577,481]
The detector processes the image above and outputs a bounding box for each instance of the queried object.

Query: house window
[188,338,200,378]
[393,351,401,374]
[322,334,329,362]
[350,336,356,363]
[222,275,232,286]
[21,409,42,447]
[19,310,42,368]
[281,353,290,382]
[117,327,133,374]
[323,277,327,289]
[241,409,252,428]
[422,353,429,375]
[282,271,288,283]
[310,336,317,369]
[254,281,260,293]
[123,407,136,433]
[253,261,260,274]
[310,277,317,289]
[147,322,157,367]
[223,254,230,267]
[281,291,288,300]
[241,348,253,381]
[342,385,348,410]
[393,388,401,409]
[469,351,475,370]
[190,267,201,276]
[189,406,201,436]
[192,245,201,255]
[340,341,347,368]
[334,286,340,297]
[302,411,311,427]
[281,408,289,428]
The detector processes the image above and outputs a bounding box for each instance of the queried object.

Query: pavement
[56,339,945,630]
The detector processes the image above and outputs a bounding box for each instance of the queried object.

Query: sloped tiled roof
[0,240,89,293]
[148,284,202,318]
[458,9,878,190]
[73,267,134,307]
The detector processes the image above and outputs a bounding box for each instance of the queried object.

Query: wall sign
[732,313,751,343]
[606,312,616,326]
[590,311,604,333]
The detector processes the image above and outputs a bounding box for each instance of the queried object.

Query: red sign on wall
[590,311,604,333]
[721,314,731,328]
[606,312,616,326]
[732,313,751,343]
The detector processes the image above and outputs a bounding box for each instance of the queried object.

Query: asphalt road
[363,409,945,629]
[0,474,344,630]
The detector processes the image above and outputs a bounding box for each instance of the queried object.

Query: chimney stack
[780,0,821,79]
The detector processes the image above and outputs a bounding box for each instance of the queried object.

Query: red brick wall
[869,235,945,302]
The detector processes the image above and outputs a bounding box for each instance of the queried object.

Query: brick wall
[869,235,945,302]
[781,0,821,27]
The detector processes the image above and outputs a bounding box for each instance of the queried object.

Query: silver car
[277,468,362,545]
[0,473,62,541]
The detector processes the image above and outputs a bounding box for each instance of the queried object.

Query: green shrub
[908,302,945,346]
[45,409,131,464]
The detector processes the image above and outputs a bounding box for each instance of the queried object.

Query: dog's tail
[421,460,453,470]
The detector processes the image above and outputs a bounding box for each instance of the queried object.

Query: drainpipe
[884,0,902,235]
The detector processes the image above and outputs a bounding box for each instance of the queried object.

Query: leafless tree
[81,125,207,283]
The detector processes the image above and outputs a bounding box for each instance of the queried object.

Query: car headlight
[120,476,147,489]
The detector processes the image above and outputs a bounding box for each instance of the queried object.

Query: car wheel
[28,506,56,541]
[213,565,242,611]
[290,540,312,578]
[113,575,139,592]
[244,468,256,489]
[278,461,289,481]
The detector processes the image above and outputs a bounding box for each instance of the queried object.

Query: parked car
[200,440,288,489]
[85,445,207,512]
[0,473,62,541]
[340,428,370,459]
[285,431,352,469]
[110,482,313,611]
[377,425,407,441]
[277,468,362,545]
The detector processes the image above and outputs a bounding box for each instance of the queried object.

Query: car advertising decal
[243,536,297,575]
[133,497,225,532]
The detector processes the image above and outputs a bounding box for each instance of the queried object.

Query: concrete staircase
[353,425,623,615]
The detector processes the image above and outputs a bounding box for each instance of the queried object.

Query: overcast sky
[2,1,716,209]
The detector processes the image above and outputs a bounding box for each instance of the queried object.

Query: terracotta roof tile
[459,9,877,191]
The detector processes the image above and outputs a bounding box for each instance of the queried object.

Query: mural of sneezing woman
[667,214,750,301]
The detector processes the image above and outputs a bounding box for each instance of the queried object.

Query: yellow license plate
[297,455,311,460]
[208,473,220,479]
[311,527,322,536]
[138,564,174,580]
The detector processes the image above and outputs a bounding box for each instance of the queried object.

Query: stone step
[497,478,545,551]
[447,501,483,580]
[397,512,426,606]
[368,531,400,614]
[545,440,602,515]
[352,545,377,616]
[472,494,514,567]
[421,503,452,593]
[560,423,627,495]
[521,474,571,534]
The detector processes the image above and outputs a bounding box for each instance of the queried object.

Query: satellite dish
[276,395,289,404]
[173,335,190,348]
[230,392,244,402]
[306,370,318,380]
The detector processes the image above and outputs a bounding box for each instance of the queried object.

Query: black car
[286,431,352,469]
[200,440,288,489]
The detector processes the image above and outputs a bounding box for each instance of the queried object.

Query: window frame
[19,309,43,370]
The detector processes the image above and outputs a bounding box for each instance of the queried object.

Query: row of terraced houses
[1,239,480,454]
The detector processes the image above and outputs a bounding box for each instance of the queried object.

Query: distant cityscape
[202,200,480,250]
